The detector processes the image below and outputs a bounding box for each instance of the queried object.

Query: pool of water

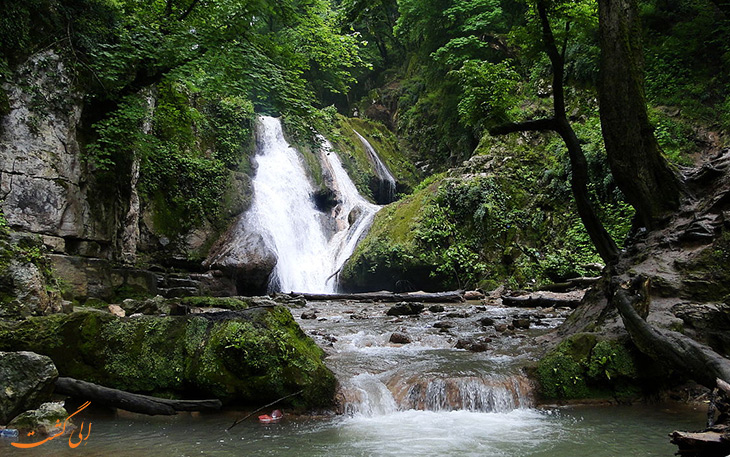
[0,403,704,456]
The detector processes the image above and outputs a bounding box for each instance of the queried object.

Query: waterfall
[341,372,533,416]
[245,116,381,293]
[353,130,397,204]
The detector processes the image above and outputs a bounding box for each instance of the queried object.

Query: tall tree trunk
[597,0,684,229]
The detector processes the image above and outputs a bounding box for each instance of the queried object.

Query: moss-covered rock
[0,307,335,409]
[340,129,634,292]
[536,334,644,400]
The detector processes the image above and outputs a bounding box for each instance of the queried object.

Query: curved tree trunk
[491,1,620,265]
[597,0,684,229]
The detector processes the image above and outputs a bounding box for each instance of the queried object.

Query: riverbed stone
[478,317,495,327]
[512,318,531,329]
[8,402,68,435]
[428,305,445,313]
[389,332,412,344]
[386,302,424,316]
[301,310,317,320]
[0,351,58,424]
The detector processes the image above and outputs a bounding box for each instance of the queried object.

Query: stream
[1,299,704,456]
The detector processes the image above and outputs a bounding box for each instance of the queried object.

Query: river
[1,298,704,456]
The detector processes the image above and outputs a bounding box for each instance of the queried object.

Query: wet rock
[477,317,495,327]
[301,310,317,320]
[494,323,511,333]
[349,310,369,319]
[8,402,68,435]
[389,332,412,344]
[464,290,486,300]
[428,305,445,313]
[455,338,491,352]
[0,352,58,424]
[446,312,468,319]
[386,302,424,316]
[512,318,531,329]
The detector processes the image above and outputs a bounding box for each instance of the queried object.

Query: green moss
[0,307,335,408]
[537,335,642,400]
[180,296,252,310]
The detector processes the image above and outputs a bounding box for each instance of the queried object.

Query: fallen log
[538,276,601,292]
[286,290,465,303]
[669,430,730,456]
[500,291,585,309]
[55,377,222,416]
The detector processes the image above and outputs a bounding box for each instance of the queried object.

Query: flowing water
[242,116,379,293]
[1,300,704,456]
[353,130,396,204]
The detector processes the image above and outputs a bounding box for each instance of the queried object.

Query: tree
[597,0,684,230]
[489,0,620,265]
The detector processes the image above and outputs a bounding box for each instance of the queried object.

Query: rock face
[0,351,59,424]
[0,308,335,408]
[0,51,111,243]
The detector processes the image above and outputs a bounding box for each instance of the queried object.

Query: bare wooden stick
[226,389,304,432]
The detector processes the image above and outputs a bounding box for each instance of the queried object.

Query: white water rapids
[246,116,379,293]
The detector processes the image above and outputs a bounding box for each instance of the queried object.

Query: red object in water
[258,410,283,423]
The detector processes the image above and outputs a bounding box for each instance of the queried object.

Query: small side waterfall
[353,130,397,204]
[244,116,381,293]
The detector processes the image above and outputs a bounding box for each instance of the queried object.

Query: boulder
[8,402,68,435]
[389,332,412,344]
[512,318,531,329]
[455,338,491,352]
[429,305,445,313]
[477,317,495,327]
[0,351,58,424]
[301,310,317,320]
[204,217,277,295]
[386,302,424,316]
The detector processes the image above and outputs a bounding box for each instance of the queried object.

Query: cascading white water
[245,116,381,293]
[353,130,397,203]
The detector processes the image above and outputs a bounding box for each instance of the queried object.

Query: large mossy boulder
[0,351,58,424]
[536,334,652,401]
[0,307,336,409]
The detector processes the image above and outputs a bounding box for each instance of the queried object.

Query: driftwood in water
[286,290,465,303]
[55,377,222,416]
[611,276,730,388]
[538,276,601,292]
[671,378,730,456]
[500,291,584,309]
